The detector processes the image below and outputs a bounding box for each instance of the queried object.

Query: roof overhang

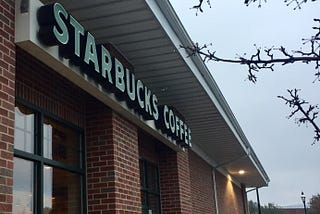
[16,0,269,187]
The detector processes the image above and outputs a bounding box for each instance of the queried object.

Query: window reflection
[43,118,81,167]
[44,166,53,212]
[14,106,34,153]
[13,104,84,214]
[140,160,161,214]
[43,124,53,159]
[13,157,34,214]
[43,166,81,214]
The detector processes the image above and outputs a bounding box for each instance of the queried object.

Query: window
[140,159,161,214]
[13,103,86,214]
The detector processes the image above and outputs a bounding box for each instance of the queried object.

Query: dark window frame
[140,158,161,214]
[13,99,87,214]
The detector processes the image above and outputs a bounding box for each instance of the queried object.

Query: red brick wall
[215,170,247,214]
[86,99,141,213]
[189,151,216,214]
[14,40,251,214]
[138,131,159,163]
[16,48,86,128]
[139,132,198,214]
[111,112,141,212]
[0,0,15,213]
[16,48,142,213]
[159,148,192,214]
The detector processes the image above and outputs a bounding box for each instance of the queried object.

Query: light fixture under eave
[238,170,246,175]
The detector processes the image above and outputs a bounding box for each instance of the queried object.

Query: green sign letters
[37,3,191,148]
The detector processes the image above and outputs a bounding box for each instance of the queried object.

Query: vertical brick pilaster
[159,148,192,214]
[112,112,141,213]
[86,100,112,213]
[189,151,216,214]
[86,100,141,213]
[0,0,15,213]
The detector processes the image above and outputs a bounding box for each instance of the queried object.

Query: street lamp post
[301,191,307,214]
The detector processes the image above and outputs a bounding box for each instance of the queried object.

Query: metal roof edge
[148,0,269,185]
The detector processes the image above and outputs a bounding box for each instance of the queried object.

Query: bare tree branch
[284,0,317,10]
[188,0,320,144]
[180,19,320,83]
[191,0,211,15]
[181,43,320,83]
[278,89,320,144]
[244,0,266,8]
[244,0,317,9]
[191,0,318,12]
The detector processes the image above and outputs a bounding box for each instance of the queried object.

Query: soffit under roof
[40,0,269,187]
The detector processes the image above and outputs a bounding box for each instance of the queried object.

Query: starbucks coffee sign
[37,3,192,148]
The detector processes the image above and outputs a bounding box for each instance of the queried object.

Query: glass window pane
[43,166,53,213]
[43,117,81,167]
[13,157,34,214]
[14,106,34,153]
[147,164,159,192]
[140,160,146,188]
[141,191,148,208]
[140,160,161,214]
[43,166,82,214]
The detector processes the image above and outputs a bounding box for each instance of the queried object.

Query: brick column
[159,148,192,214]
[0,0,15,213]
[86,100,141,213]
[189,151,216,213]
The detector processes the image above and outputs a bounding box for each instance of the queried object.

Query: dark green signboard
[37,3,191,148]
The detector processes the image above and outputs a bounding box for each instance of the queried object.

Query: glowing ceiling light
[238,170,245,175]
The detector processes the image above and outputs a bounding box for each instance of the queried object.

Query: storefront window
[13,157,34,214]
[43,166,81,214]
[13,104,85,214]
[43,117,81,167]
[14,106,34,153]
[140,159,161,214]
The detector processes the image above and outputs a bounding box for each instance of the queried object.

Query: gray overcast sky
[170,0,320,207]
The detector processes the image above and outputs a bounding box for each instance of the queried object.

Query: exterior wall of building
[86,99,141,213]
[15,48,86,128]
[138,131,160,164]
[139,131,194,214]
[159,148,192,214]
[215,170,247,214]
[3,2,255,213]
[16,48,142,213]
[0,0,16,213]
[189,151,216,214]
[7,48,251,214]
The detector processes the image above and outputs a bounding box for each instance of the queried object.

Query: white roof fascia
[145,0,269,185]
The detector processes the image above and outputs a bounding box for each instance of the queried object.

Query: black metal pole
[301,191,307,214]
[303,200,307,214]
[256,188,261,214]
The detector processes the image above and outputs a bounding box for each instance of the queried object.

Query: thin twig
[278,89,320,144]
